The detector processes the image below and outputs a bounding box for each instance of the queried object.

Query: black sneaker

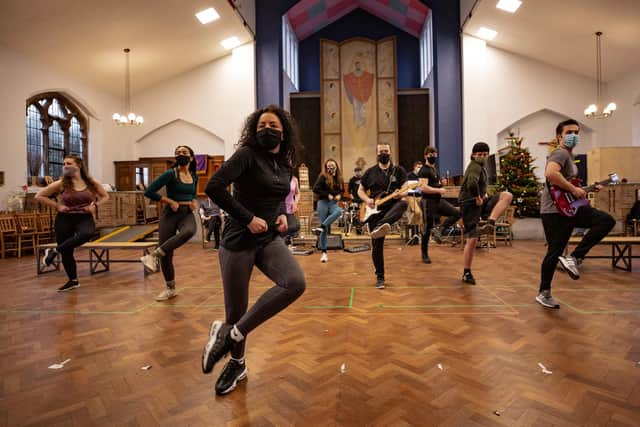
[431,228,443,244]
[311,226,324,236]
[422,254,432,264]
[375,277,385,289]
[57,280,79,292]
[202,321,236,374]
[215,359,248,395]
[43,248,58,267]
[462,271,476,285]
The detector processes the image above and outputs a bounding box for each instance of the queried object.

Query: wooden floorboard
[1,240,639,426]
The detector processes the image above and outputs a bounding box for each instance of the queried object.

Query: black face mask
[175,155,190,166]
[377,153,390,165]
[426,157,437,165]
[257,128,282,150]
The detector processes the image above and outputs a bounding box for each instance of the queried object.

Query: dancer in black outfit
[36,155,109,291]
[202,105,306,395]
[358,143,408,289]
[418,146,461,263]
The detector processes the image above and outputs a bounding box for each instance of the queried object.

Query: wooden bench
[568,236,640,272]
[37,242,158,276]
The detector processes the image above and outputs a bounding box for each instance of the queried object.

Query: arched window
[25,93,88,182]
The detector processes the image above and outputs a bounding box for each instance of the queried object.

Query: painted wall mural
[321,36,397,172]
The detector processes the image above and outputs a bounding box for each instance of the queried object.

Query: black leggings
[55,213,95,280]
[368,200,408,279]
[204,215,222,244]
[219,237,306,359]
[421,198,461,255]
[158,206,197,282]
[540,207,615,292]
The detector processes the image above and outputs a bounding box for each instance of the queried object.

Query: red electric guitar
[549,172,619,217]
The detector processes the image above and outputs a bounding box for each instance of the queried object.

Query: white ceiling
[463,0,640,82]
[0,0,253,95]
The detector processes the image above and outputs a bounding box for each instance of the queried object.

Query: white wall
[602,70,640,147]
[130,43,256,160]
[0,44,131,210]
[462,35,607,170]
[136,119,224,158]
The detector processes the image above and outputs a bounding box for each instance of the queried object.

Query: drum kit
[339,201,363,235]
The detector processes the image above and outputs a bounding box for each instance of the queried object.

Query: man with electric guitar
[537,119,616,309]
[358,143,410,289]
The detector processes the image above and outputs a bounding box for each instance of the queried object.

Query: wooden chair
[0,215,19,258]
[494,206,516,246]
[15,213,38,257]
[36,214,54,246]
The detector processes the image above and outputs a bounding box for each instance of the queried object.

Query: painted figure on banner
[343,56,374,128]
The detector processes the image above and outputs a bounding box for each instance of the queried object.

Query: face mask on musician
[564,133,579,148]
[426,157,437,165]
[175,155,190,166]
[256,128,282,150]
[62,166,78,177]
[377,153,390,164]
[474,155,488,166]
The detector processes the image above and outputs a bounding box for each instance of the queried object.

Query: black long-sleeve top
[205,146,290,250]
[312,174,343,200]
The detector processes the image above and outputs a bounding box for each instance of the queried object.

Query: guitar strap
[384,165,397,196]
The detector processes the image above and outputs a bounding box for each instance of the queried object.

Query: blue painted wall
[255,0,463,174]
[297,8,420,91]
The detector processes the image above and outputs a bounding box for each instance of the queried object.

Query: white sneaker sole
[140,255,158,273]
[203,321,223,374]
[370,224,391,239]
[216,367,248,395]
[57,283,80,292]
[558,257,580,280]
[536,295,560,309]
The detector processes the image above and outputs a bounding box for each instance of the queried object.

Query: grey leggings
[219,236,306,359]
[158,206,196,282]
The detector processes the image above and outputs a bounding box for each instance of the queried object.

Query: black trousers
[421,198,461,255]
[539,206,615,292]
[204,215,222,244]
[55,213,95,280]
[369,200,408,279]
[158,206,197,282]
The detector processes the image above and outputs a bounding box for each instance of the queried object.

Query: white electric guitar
[359,182,419,223]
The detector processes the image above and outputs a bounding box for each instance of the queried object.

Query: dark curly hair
[172,145,197,175]
[237,105,301,168]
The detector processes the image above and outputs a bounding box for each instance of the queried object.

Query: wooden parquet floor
[1,240,639,426]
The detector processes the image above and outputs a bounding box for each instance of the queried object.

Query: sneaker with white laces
[320,252,328,263]
[558,255,580,280]
[140,253,159,273]
[536,290,560,309]
[215,359,248,395]
[370,223,391,239]
[155,288,177,301]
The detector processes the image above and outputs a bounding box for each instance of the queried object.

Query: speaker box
[315,234,344,250]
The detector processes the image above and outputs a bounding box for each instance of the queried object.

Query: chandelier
[112,48,144,126]
[584,32,616,119]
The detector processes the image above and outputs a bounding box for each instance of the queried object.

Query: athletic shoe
[57,280,79,292]
[370,223,391,239]
[375,277,385,289]
[422,254,432,264]
[202,321,235,374]
[431,227,443,244]
[43,248,58,267]
[311,226,324,236]
[478,222,495,235]
[140,253,159,273]
[536,290,560,309]
[320,252,328,263]
[558,255,580,280]
[462,271,476,285]
[215,359,248,395]
[155,288,177,301]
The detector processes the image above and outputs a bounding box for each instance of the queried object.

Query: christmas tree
[497,135,541,217]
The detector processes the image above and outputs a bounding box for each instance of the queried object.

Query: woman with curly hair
[35,155,109,292]
[202,105,307,395]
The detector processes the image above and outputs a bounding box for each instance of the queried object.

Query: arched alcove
[135,119,224,158]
